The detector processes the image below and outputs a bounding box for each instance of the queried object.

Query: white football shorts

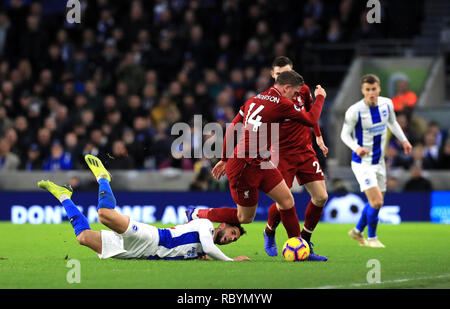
[98,219,159,259]
[351,160,386,193]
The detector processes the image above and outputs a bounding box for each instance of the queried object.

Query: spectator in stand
[385,142,409,170]
[108,139,134,170]
[427,121,447,151]
[391,78,418,119]
[403,165,433,192]
[407,143,435,170]
[0,137,19,170]
[43,140,73,171]
[437,138,450,169]
[394,112,419,146]
[21,143,42,170]
[0,1,438,173]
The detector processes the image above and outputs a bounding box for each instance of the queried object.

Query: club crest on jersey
[244,190,249,199]
[382,109,388,118]
[132,224,138,232]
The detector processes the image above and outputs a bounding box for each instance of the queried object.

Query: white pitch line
[303,274,450,289]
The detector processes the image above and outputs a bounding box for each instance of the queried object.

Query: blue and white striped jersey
[149,219,233,261]
[340,96,408,165]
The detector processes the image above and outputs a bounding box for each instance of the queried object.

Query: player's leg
[363,186,386,248]
[190,207,240,224]
[76,230,102,254]
[302,179,328,242]
[264,159,294,236]
[85,154,129,234]
[349,162,376,246]
[263,159,295,256]
[191,159,257,224]
[236,204,258,224]
[37,180,101,253]
[191,203,255,224]
[265,180,301,238]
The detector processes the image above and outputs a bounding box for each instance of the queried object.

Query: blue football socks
[355,202,370,232]
[366,205,380,239]
[97,178,116,210]
[62,199,90,236]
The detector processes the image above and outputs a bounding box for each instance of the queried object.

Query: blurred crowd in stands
[0,0,446,192]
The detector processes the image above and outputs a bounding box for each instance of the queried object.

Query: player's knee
[278,194,295,210]
[76,231,88,246]
[237,213,254,224]
[313,193,328,207]
[97,208,111,224]
[371,199,383,209]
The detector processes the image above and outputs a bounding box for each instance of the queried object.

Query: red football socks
[279,206,301,238]
[197,208,240,224]
[265,203,281,236]
[301,200,324,242]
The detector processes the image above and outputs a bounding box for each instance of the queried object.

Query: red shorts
[226,158,284,207]
[276,150,325,188]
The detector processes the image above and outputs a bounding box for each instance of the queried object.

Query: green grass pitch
[0,222,449,289]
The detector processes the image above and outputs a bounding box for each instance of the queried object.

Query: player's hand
[316,135,328,157]
[314,85,326,99]
[212,160,227,179]
[233,256,251,261]
[402,141,412,155]
[356,146,370,157]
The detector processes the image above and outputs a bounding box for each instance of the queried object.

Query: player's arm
[212,106,244,179]
[340,107,369,157]
[198,224,248,261]
[300,85,328,155]
[300,84,323,137]
[221,106,244,162]
[283,86,326,127]
[386,100,412,155]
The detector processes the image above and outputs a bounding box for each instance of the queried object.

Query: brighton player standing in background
[341,74,412,248]
[263,57,328,261]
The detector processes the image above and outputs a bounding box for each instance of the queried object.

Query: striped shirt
[148,219,233,261]
[340,96,408,165]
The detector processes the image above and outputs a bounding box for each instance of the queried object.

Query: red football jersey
[275,84,322,155]
[221,86,324,162]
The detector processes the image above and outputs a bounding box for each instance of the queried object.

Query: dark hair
[229,223,246,236]
[274,70,304,87]
[361,74,380,85]
[272,56,293,69]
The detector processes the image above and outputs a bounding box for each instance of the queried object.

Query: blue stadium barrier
[0,191,446,224]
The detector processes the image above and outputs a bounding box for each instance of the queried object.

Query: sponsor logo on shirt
[368,124,386,134]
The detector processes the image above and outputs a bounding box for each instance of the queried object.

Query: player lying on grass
[37,154,250,261]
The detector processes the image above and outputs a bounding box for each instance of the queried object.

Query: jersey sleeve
[197,220,233,261]
[279,94,325,127]
[299,85,321,136]
[299,84,313,112]
[386,99,408,143]
[221,105,244,162]
[340,106,360,152]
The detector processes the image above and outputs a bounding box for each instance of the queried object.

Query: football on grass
[282,237,310,262]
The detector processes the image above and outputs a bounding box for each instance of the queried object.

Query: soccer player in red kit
[262,57,329,261]
[188,70,327,245]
